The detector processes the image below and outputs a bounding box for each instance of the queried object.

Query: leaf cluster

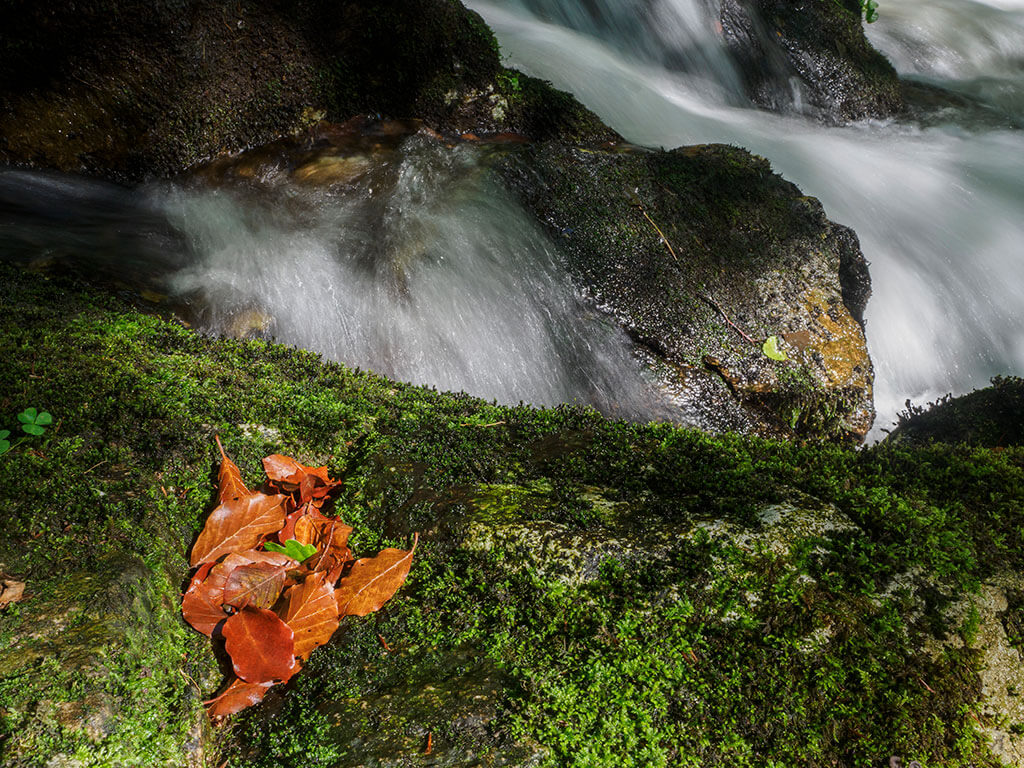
[183,437,416,720]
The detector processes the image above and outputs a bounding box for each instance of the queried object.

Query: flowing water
[0,135,672,423]
[468,0,1024,437]
[2,0,1022,437]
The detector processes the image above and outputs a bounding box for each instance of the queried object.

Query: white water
[0,140,671,422]
[467,0,1024,436]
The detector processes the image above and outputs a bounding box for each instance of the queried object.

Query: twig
[179,669,202,692]
[635,202,757,346]
[639,210,677,261]
[84,460,108,474]
[699,294,758,345]
[459,420,506,428]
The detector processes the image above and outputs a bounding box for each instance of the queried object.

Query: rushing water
[468,0,1024,437]
[2,0,1022,437]
[0,136,672,423]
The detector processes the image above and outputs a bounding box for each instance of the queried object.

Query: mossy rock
[2,262,1023,766]
[886,376,1024,449]
[499,142,874,442]
[0,0,614,183]
[720,0,903,121]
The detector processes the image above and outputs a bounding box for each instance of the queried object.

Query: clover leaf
[17,408,52,437]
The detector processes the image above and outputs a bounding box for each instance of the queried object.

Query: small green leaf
[35,411,52,426]
[264,539,318,563]
[762,335,788,361]
[22,424,45,436]
[0,440,10,455]
[0,430,9,441]
[17,408,37,424]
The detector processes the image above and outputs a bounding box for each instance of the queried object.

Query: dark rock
[0,0,614,183]
[499,142,874,441]
[720,0,903,122]
[886,376,1024,448]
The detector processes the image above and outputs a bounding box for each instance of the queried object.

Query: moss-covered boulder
[720,0,903,121]
[0,0,614,183]
[2,263,1023,767]
[886,376,1024,448]
[500,142,874,442]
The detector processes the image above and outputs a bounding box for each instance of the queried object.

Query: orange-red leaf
[263,454,340,504]
[281,571,339,661]
[336,534,417,617]
[190,492,289,566]
[181,562,225,636]
[223,562,287,610]
[222,608,297,683]
[286,504,353,575]
[215,435,249,503]
[205,677,276,720]
[182,551,296,635]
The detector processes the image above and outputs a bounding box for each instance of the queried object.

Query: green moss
[1,262,1021,766]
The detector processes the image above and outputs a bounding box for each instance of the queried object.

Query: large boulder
[500,142,874,442]
[2,263,1023,767]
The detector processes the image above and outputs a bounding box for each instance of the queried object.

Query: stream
[1,0,1022,438]
[467,0,1024,437]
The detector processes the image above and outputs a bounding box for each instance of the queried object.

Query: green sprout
[264,538,318,562]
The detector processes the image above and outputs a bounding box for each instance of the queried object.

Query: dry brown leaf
[0,579,26,609]
[263,454,340,504]
[281,504,353,575]
[222,607,297,683]
[183,551,296,635]
[336,534,417,617]
[223,562,288,610]
[205,677,276,720]
[190,492,289,566]
[215,434,249,503]
[280,571,339,661]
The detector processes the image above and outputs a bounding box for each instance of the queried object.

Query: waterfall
[466,0,1024,437]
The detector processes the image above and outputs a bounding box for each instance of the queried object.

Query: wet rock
[499,142,874,441]
[0,0,613,183]
[720,0,903,122]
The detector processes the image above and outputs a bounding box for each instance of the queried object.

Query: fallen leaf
[216,435,250,503]
[281,571,339,661]
[762,335,787,361]
[222,607,297,683]
[263,454,340,504]
[292,505,353,575]
[183,551,296,635]
[190,492,289,566]
[223,562,288,610]
[205,677,276,720]
[0,579,26,609]
[336,534,417,617]
[182,562,225,636]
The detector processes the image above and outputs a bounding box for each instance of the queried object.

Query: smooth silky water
[469,0,1024,438]
[0,137,675,423]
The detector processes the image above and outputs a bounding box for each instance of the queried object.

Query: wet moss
[1,262,1021,766]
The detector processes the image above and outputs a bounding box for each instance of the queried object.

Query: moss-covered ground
[1,261,1022,766]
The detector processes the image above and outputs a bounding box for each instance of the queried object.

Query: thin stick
[636,203,757,346]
